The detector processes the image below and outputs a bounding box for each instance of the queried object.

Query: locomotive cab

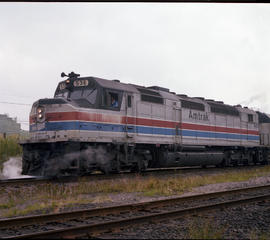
[54,74,124,112]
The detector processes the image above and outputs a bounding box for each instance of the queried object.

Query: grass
[1,165,270,218]
[0,136,22,171]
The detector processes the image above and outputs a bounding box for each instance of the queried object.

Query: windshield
[55,90,69,99]
[70,88,97,105]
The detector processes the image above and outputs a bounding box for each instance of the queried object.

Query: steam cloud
[44,145,113,176]
[0,157,32,179]
[0,146,114,178]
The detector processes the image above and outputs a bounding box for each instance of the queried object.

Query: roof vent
[170,92,176,95]
[206,99,215,102]
[177,94,188,98]
[234,104,242,107]
[216,101,224,104]
[194,97,205,100]
[112,79,120,83]
[148,86,170,92]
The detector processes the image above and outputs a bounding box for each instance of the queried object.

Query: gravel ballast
[94,175,270,239]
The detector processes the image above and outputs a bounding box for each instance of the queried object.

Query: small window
[207,102,239,116]
[128,95,132,108]
[248,114,254,123]
[181,100,205,111]
[141,94,163,104]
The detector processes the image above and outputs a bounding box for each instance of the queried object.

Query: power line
[0,91,36,100]
[17,121,29,124]
[0,101,31,106]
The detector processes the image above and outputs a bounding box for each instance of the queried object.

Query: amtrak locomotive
[21,72,270,176]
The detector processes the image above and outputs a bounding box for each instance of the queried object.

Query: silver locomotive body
[21,72,270,176]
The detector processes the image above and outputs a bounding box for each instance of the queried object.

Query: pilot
[111,96,118,107]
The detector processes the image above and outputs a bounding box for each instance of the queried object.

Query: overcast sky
[1,2,270,130]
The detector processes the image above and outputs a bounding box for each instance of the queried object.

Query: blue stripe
[30,121,260,141]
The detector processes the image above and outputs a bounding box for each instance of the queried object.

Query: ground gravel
[97,200,270,239]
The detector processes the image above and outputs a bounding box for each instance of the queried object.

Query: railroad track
[1,184,270,239]
[0,166,205,187]
[0,165,265,187]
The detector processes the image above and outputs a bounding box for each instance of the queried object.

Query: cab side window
[102,89,121,110]
[110,92,119,108]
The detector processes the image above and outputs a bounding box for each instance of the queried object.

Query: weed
[185,217,226,239]
[249,230,270,240]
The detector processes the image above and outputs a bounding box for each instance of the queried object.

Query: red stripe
[181,123,258,135]
[125,117,177,128]
[30,111,259,135]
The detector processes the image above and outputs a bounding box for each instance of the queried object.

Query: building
[0,114,21,136]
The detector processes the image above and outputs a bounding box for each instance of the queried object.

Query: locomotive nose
[30,98,68,131]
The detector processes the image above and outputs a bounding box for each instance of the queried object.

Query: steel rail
[4,193,270,239]
[0,165,264,187]
[0,173,123,187]
[1,184,270,232]
[0,176,77,187]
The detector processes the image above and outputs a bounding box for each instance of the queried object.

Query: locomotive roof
[89,76,180,101]
[91,77,253,112]
[235,105,257,114]
[91,77,140,93]
[62,74,258,116]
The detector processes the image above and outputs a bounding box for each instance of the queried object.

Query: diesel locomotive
[21,72,270,176]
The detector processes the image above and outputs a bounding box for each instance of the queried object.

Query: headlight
[37,107,43,114]
[36,106,45,121]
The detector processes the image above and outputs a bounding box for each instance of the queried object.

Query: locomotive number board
[73,79,89,87]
